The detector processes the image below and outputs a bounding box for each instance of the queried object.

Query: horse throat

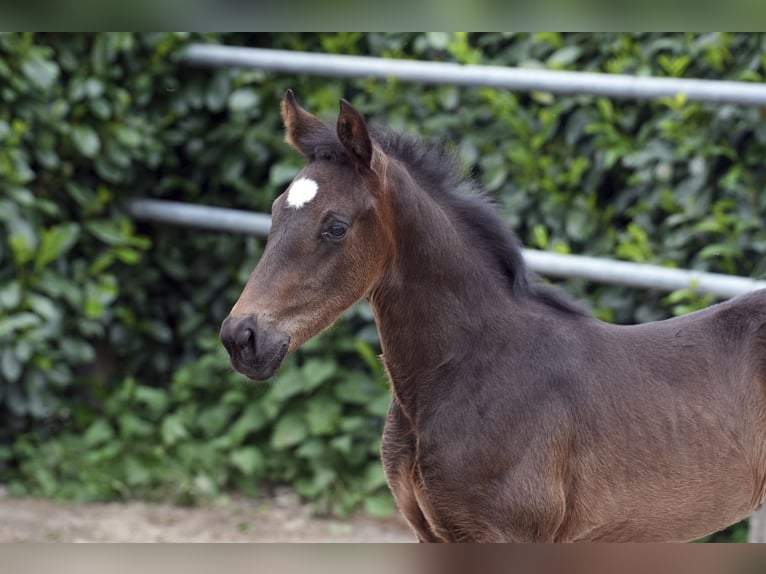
[366,189,514,422]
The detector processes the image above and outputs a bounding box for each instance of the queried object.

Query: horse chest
[381,400,459,541]
[394,456,451,542]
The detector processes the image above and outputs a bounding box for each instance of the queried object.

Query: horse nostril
[236,327,255,352]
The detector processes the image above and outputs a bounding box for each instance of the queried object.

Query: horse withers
[220,90,766,542]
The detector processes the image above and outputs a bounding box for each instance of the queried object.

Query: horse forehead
[285,163,359,209]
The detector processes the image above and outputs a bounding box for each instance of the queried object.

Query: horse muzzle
[220,314,290,380]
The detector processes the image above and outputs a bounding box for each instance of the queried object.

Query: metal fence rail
[184,44,766,107]
[126,198,272,237]
[124,199,766,299]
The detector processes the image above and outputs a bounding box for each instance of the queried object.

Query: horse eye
[325,222,348,240]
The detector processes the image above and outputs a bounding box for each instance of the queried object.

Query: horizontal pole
[124,198,272,236]
[526,249,766,299]
[184,44,766,107]
[124,199,766,299]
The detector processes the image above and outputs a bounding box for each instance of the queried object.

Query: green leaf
[302,358,337,389]
[8,219,38,265]
[547,45,582,68]
[0,281,22,310]
[71,126,101,158]
[354,340,382,376]
[339,416,366,433]
[35,223,80,270]
[425,32,450,50]
[271,413,308,449]
[27,293,60,322]
[84,297,105,319]
[206,71,231,111]
[334,375,373,404]
[118,413,154,438]
[134,385,169,416]
[22,54,60,89]
[295,438,327,460]
[83,277,119,319]
[0,312,41,337]
[1,348,22,382]
[229,447,264,476]
[306,393,342,435]
[532,224,549,249]
[197,404,235,438]
[363,462,389,492]
[193,474,218,497]
[83,419,115,447]
[363,493,396,518]
[269,162,300,187]
[115,125,142,148]
[565,210,592,242]
[228,88,260,112]
[85,220,121,244]
[330,434,353,455]
[161,413,189,446]
[113,247,141,264]
[60,338,96,364]
[366,393,391,418]
[698,243,739,261]
[123,456,152,486]
[269,368,306,401]
[227,403,268,443]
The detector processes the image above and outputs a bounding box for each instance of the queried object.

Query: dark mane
[370,127,588,317]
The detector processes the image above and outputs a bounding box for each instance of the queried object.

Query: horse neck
[367,176,517,421]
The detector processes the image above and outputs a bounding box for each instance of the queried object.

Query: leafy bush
[2,33,765,534]
[9,319,393,516]
[0,32,397,515]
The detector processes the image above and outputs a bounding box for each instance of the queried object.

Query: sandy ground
[0,487,414,543]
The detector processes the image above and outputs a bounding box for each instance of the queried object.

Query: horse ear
[281,89,329,158]
[337,99,374,171]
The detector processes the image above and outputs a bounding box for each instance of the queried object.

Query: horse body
[372,193,766,541]
[221,90,766,542]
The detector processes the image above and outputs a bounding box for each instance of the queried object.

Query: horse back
[563,288,766,540]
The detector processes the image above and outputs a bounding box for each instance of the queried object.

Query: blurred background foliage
[0,33,764,539]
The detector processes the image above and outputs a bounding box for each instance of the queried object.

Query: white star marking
[286,177,319,209]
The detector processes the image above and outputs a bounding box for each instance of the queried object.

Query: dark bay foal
[220,90,766,542]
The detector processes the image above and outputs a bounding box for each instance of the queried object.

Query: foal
[221,90,766,542]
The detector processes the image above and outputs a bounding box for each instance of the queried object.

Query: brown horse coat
[221,91,766,542]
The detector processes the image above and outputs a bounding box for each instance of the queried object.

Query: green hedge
[1,33,764,535]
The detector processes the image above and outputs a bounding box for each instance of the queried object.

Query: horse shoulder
[696,289,766,388]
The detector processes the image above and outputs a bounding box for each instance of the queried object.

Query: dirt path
[0,487,413,543]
